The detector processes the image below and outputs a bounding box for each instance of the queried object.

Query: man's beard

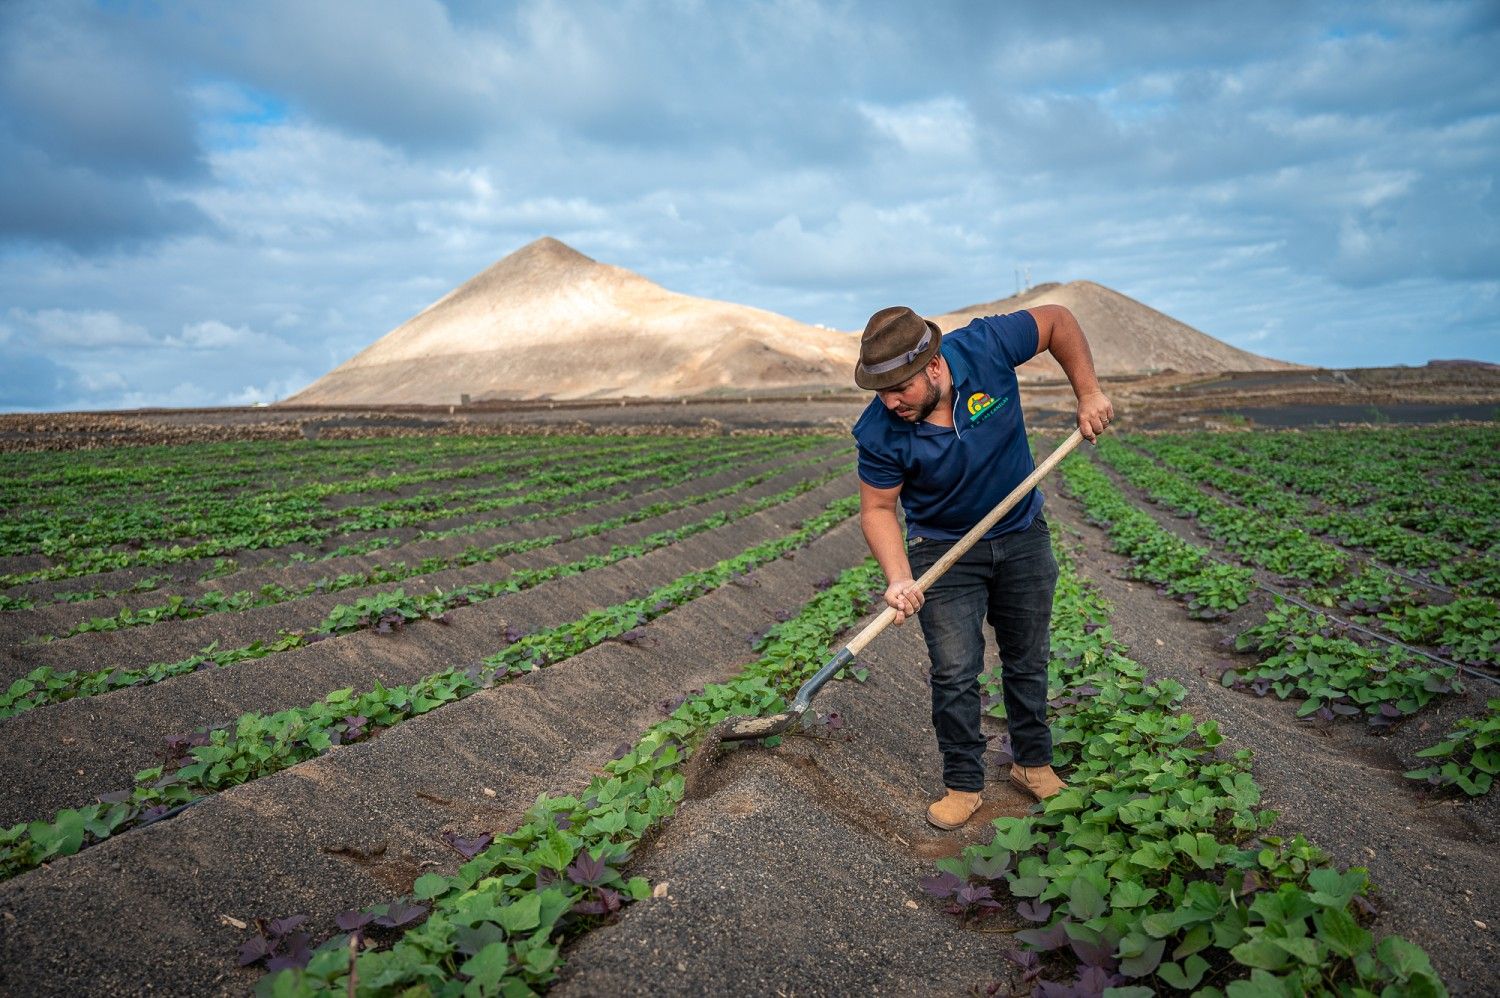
[895,373,942,422]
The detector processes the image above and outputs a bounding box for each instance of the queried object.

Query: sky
[1,0,1497,411]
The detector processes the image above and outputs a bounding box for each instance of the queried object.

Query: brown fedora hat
[854,305,942,390]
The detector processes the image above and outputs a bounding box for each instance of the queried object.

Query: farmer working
[851,304,1112,830]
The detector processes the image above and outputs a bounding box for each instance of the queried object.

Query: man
[851,304,1112,830]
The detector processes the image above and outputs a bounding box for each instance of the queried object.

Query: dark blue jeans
[906,515,1058,792]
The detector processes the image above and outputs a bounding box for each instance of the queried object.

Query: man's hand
[1077,390,1114,443]
[883,579,924,624]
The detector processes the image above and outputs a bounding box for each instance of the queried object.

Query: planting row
[0,435,772,583]
[1131,432,1499,595]
[24,450,847,643]
[250,556,891,992]
[1059,455,1476,798]
[931,540,1446,995]
[1,459,855,721]
[0,492,862,880]
[1092,437,1497,671]
[0,435,804,590]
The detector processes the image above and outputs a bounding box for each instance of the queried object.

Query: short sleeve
[973,311,1039,370]
[856,442,905,489]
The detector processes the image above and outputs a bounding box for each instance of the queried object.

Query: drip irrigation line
[1246,579,1500,689]
[1081,446,1499,686]
[1051,442,1500,691]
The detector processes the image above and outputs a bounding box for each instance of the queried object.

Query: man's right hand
[883,579,925,625]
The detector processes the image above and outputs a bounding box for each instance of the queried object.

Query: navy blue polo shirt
[852,311,1042,541]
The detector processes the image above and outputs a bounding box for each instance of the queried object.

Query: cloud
[743,202,982,289]
[0,0,209,248]
[6,308,154,348]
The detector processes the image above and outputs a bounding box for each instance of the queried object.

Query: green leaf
[1156,954,1209,990]
[1110,879,1157,909]
[534,826,574,873]
[413,873,450,901]
[495,893,542,934]
[1067,875,1107,920]
[461,941,511,989]
[1231,939,1292,971]
[1270,935,1322,965]
[1315,906,1372,959]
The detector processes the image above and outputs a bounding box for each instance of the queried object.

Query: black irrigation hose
[1244,577,1500,689]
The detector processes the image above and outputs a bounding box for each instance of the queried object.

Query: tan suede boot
[926,789,983,830]
[1009,764,1066,802]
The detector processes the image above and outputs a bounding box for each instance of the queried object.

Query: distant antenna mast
[1014,267,1021,297]
[1023,264,1032,292]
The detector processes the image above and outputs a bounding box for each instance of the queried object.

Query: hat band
[860,329,932,377]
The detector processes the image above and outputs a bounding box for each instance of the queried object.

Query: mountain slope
[284,238,861,404]
[931,281,1301,381]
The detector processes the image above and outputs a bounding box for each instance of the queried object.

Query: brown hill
[931,281,1301,381]
[284,238,862,405]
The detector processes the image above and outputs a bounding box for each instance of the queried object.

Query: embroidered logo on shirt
[965,391,1009,425]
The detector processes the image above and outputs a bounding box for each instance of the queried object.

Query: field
[0,417,1495,996]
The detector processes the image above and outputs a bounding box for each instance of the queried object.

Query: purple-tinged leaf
[267,915,308,937]
[553,812,573,830]
[140,805,172,825]
[1017,899,1052,922]
[1331,702,1361,716]
[1077,965,1123,993]
[813,575,835,591]
[1251,678,1271,697]
[373,900,428,928]
[567,851,612,887]
[1015,921,1070,951]
[825,712,844,731]
[306,632,329,645]
[237,936,270,966]
[1034,979,1081,997]
[1241,871,1262,895]
[441,831,493,859]
[609,743,632,761]
[1069,932,1116,969]
[335,910,376,932]
[1075,684,1100,698]
[616,628,647,645]
[1379,702,1403,718]
[956,884,995,907]
[920,872,962,899]
[1315,706,1335,722]
[98,790,132,804]
[265,946,312,973]
[1353,895,1377,917]
[502,625,526,644]
[536,868,560,889]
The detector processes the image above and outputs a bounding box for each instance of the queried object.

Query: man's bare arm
[1028,304,1114,441]
[858,479,924,624]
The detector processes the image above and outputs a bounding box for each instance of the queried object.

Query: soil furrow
[0,474,858,826]
[0,517,877,997]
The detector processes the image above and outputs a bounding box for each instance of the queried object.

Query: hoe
[715,426,1092,743]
